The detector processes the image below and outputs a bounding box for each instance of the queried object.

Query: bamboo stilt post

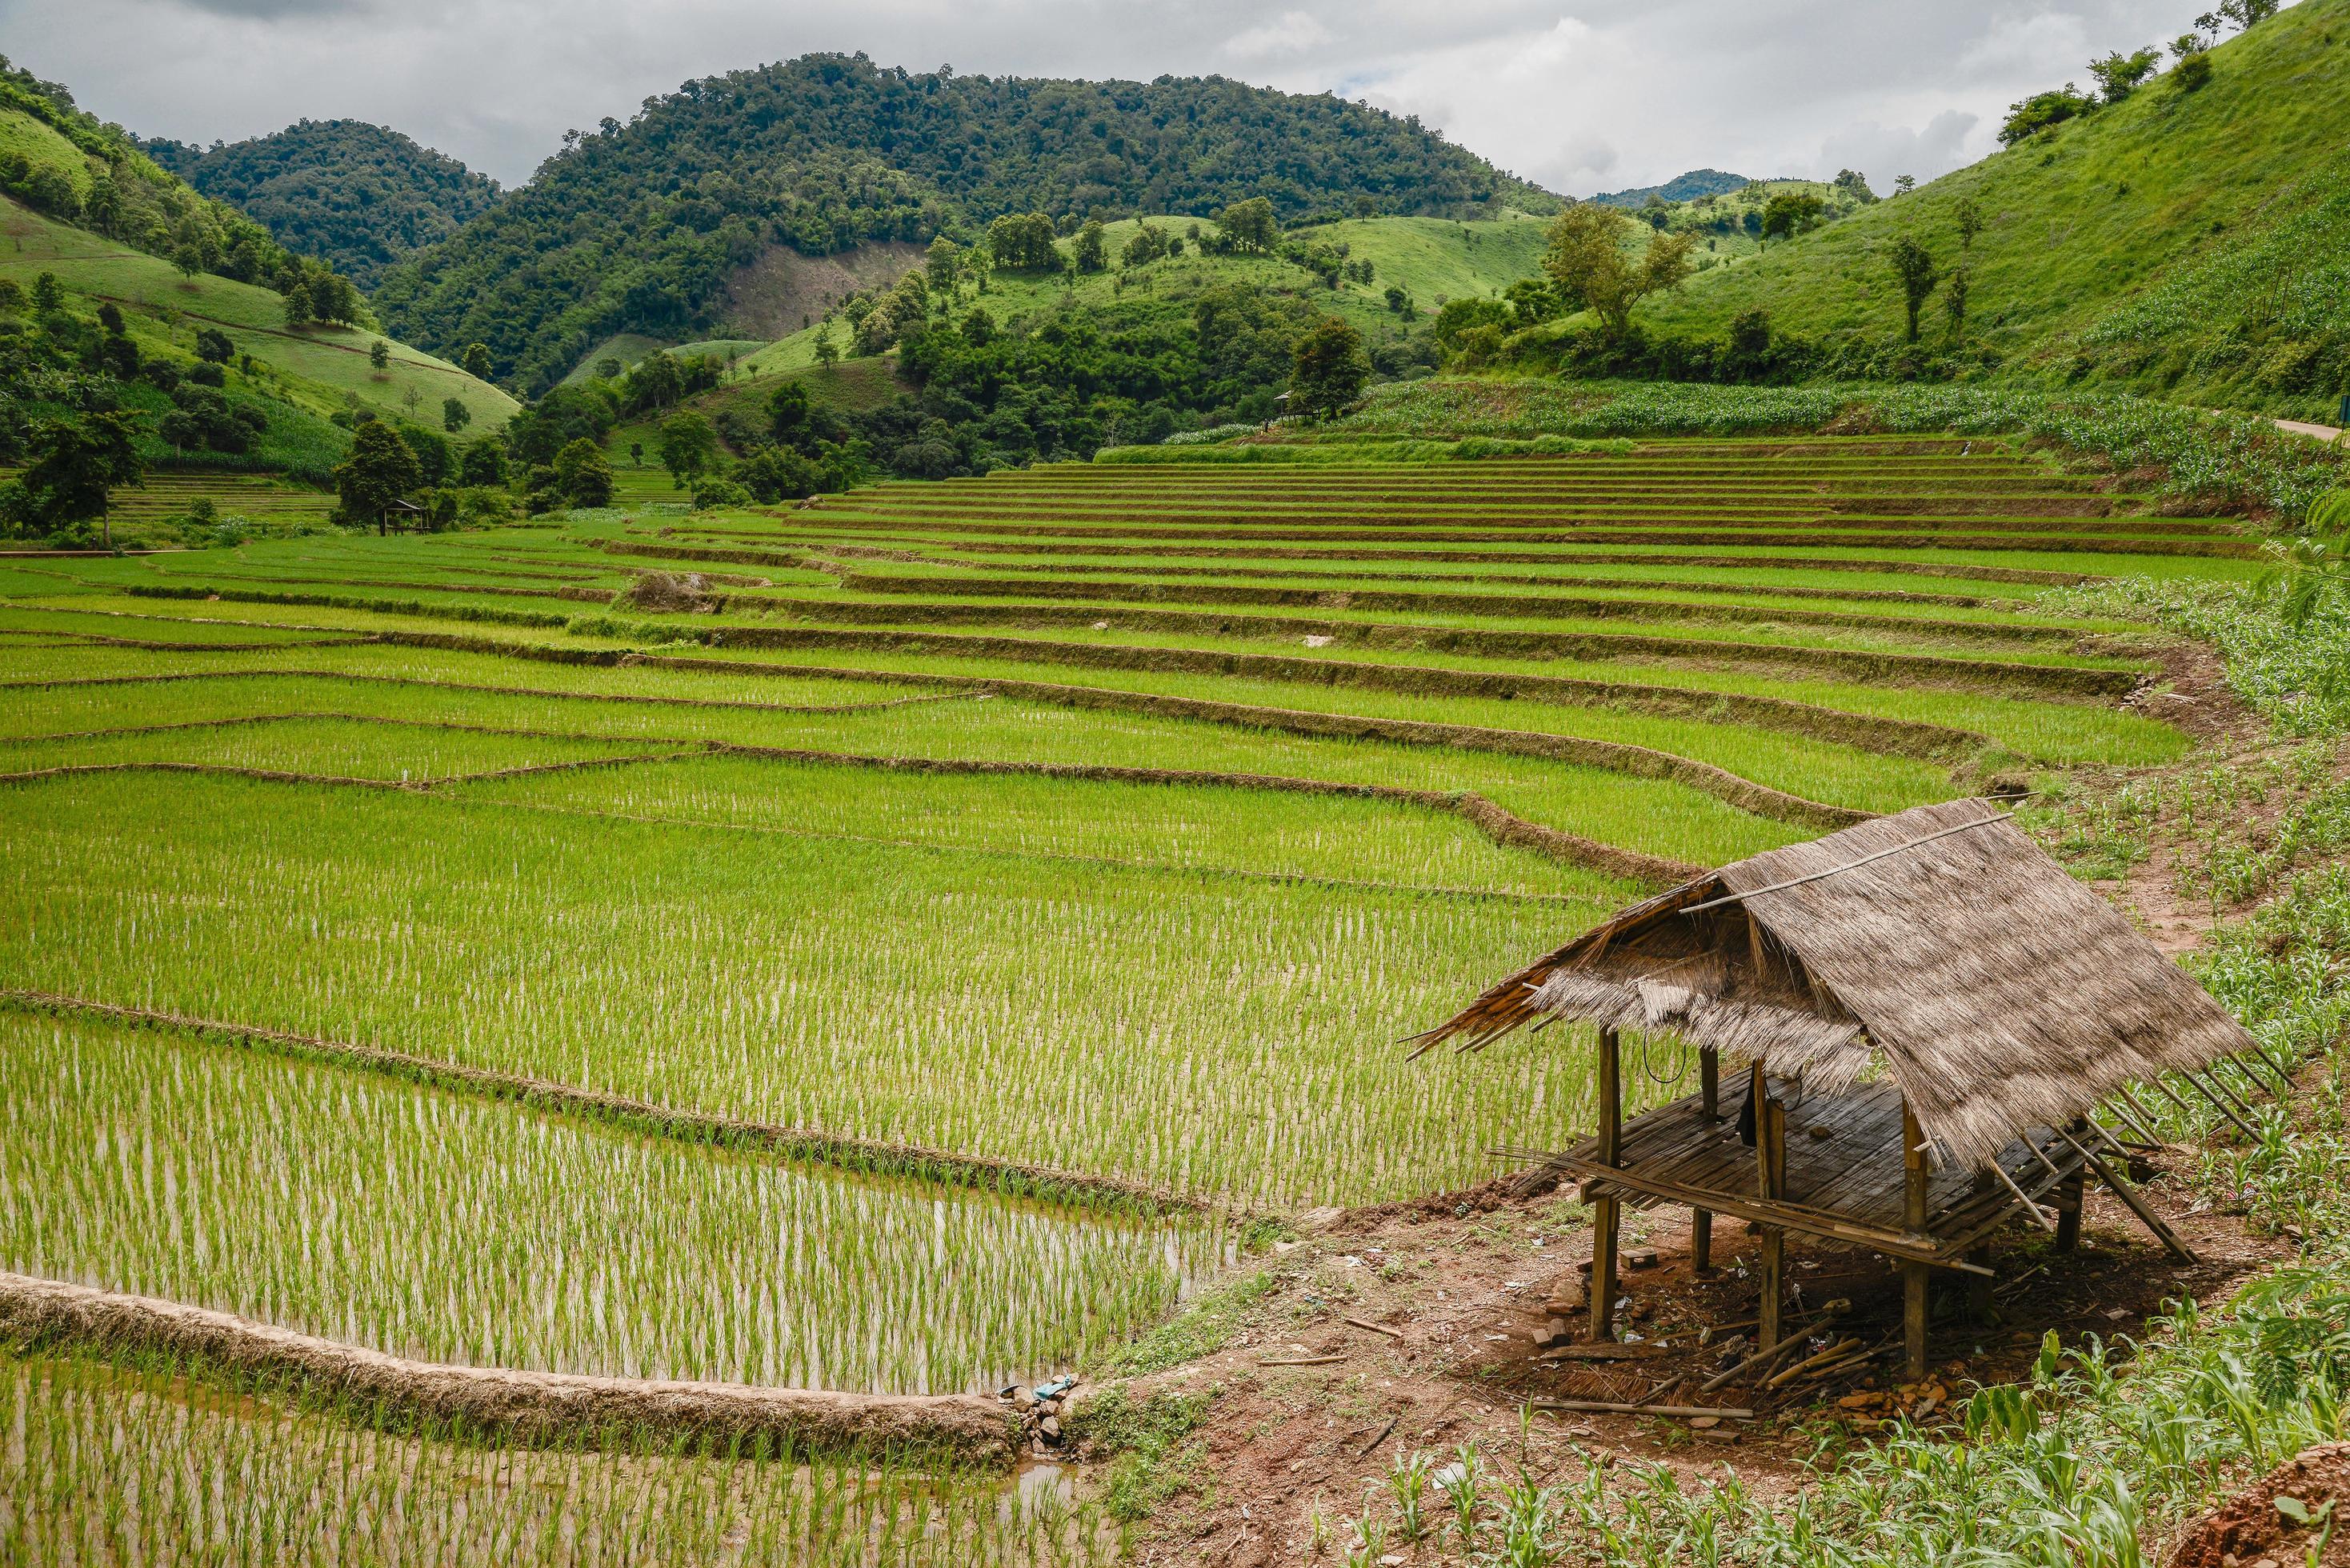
[1901,1098,1931,1382]
[1590,1026,1622,1343]
[1755,1060,1784,1354]
[2054,1119,2086,1252]
[1694,1046,1719,1271]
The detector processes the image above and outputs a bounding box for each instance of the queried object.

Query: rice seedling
[0,714,680,783]
[0,771,1647,1205]
[0,1012,1228,1392]
[451,751,1633,901]
[0,1346,1111,1567]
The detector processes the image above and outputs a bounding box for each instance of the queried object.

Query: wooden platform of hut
[1412,798,2281,1381]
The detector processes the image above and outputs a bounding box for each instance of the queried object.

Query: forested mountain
[376,54,1558,392]
[1592,169,1754,209]
[144,120,501,288]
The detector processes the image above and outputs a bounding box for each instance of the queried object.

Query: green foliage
[885,280,1325,471]
[1217,197,1279,254]
[2,407,144,546]
[1067,1385,1212,1522]
[2088,47,2164,102]
[1540,205,1695,337]
[0,59,354,310]
[143,119,502,289]
[2000,83,2096,143]
[1887,234,1940,342]
[553,437,613,508]
[1288,315,1370,419]
[1759,190,1825,240]
[655,410,719,487]
[1071,218,1107,274]
[986,212,1060,273]
[331,420,419,532]
[1635,0,2348,415]
[377,58,1550,391]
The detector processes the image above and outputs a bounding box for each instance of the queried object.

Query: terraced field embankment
[0,436,2252,1482]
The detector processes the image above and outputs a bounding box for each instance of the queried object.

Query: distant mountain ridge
[144,120,501,290]
[374,52,1561,390]
[1591,169,1755,209]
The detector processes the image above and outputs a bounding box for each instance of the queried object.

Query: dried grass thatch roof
[1414,798,2256,1170]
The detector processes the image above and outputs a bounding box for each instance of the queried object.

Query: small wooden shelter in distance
[1412,798,2278,1380]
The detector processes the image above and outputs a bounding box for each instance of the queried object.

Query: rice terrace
[5,2,2350,1565]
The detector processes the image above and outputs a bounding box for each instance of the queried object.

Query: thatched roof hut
[1413,797,2256,1171]
[1415,798,2271,1378]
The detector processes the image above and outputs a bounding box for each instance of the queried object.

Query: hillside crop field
[0,435,2262,1556]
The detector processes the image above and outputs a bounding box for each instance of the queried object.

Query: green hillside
[587,211,1546,478]
[376,54,1560,392]
[143,119,502,289]
[1635,0,2350,417]
[0,196,517,431]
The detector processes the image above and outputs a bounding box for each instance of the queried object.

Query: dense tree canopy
[376,54,1555,391]
[143,120,502,289]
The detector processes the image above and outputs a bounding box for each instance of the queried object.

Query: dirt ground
[1091,1155,2284,1565]
[2168,1442,2350,1568]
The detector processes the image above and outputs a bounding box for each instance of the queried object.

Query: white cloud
[0,0,2264,191]
[1223,10,1334,61]
[1816,110,1986,195]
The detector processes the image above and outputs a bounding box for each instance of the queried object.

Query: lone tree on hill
[1759,191,1825,242]
[334,421,422,536]
[1540,203,1696,338]
[657,411,719,489]
[1218,198,1279,254]
[1943,265,1971,343]
[3,410,146,549]
[1071,219,1107,274]
[2088,47,2162,102]
[1288,317,1371,420]
[554,438,614,507]
[461,343,494,380]
[1954,198,1984,250]
[369,339,390,370]
[442,397,472,434]
[1888,236,1940,343]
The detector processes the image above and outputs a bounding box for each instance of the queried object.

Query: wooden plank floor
[1567,1076,2078,1258]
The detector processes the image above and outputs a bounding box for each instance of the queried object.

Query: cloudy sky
[2,0,2225,195]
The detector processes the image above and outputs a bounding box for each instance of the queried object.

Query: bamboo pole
[1695,1046,1719,1272]
[1590,1026,1622,1343]
[1755,1061,1784,1354]
[1901,1099,1931,1382]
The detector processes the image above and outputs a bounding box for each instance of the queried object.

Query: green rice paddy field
[0,437,2258,1555]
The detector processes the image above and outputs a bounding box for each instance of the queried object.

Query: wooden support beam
[1901,1098,1931,1382]
[1590,1026,1622,1344]
[2054,1125,2085,1254]
[1756,1061,1784,1354]
[2056,1130,2199,1265]
[1694,1046,1719,1271]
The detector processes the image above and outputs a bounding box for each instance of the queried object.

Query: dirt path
[1080,1163,2280,1565]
